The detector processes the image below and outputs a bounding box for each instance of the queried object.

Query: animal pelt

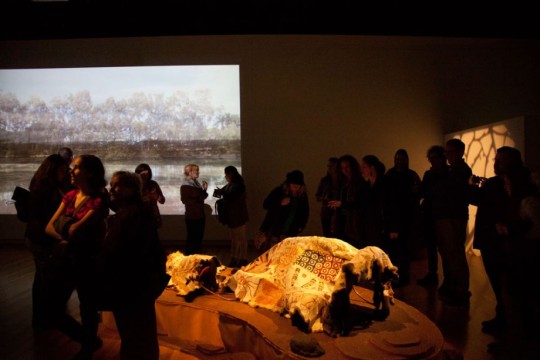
[166,251,223,302]
[342,246,399,286]
[322,246,399,337]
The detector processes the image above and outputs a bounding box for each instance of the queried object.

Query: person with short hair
[384,149,421,286]
[98,171,166,360]
[180,164,208,255]
[431,138,473,307]
[417,145,448,287]
[470,146,523,333]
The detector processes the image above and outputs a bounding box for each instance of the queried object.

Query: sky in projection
[0,65,240,114]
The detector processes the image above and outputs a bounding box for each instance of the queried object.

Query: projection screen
[0,65,241,215]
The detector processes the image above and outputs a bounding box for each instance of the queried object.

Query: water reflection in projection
[446,118,524,254]
[1,159,239,216]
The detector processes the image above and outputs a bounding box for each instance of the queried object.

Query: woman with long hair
[315,157,341,237]
[135,163,165,229]
[328,154,364,246]
[46,154,109,358]
[26,154,74,332]
[213,165,249,267]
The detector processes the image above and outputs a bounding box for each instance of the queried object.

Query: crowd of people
[25,150,168,360]
[317,151,421,287]
[314,140,539,356]
[21,139,539,358]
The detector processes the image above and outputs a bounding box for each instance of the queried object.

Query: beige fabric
[230,236,396,332]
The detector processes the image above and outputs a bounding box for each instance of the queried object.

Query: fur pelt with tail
[322,246,399,337]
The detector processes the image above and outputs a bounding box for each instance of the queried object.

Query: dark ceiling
[2,0,539,41]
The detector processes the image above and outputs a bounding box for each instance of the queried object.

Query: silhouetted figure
[259,170,309,253]
[358,155,397,251]
[58,147,75,191]
[470,146,523,333]
[328,155,364,246]
[488,164,539,357]
[213,165,249,267]
[98,171,167,360]
[25,154,80,339]
[315,157,341,237]
[384,149,421,286]
[58,147,74,166]
[417,145,448,287]
[431,139,472,307]
[180,164,208,255]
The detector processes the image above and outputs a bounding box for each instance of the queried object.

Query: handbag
[215,198,227,225]
[53,215,76,239]
[53,195,89,239]
[12,186,30,223]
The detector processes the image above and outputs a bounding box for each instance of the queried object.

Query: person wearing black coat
[214,165,249,267]
[98,171,167,360]
[25,154,79,338]
[259,170,309,253]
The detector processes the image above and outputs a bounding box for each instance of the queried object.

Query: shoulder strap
[71,195,90,218]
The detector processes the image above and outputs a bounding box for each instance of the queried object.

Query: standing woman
[46,154,109,358]
[25,154,76,332]
[359,155,397,250]
[384,149,421,286]
[259,170,309,253]
[180,163,208,255]
[135,163,166,229]
[214,166,249,267]
[315,157,341,237]
[328,155,364,246]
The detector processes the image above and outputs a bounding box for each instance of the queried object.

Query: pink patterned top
[62,189,104,221]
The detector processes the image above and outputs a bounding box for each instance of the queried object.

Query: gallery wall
[1,35,539,244]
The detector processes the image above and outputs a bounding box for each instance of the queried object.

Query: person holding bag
[24,154,77,336]
[213,166,249,267]
[45,154,109,359]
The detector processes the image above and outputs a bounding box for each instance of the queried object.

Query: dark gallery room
[1,1,540,359]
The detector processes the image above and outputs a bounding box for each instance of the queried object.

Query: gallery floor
[0,242,530,359]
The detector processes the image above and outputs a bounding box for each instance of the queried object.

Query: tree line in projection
[0,90,240,160]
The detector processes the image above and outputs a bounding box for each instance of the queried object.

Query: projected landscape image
[0,65,241,215]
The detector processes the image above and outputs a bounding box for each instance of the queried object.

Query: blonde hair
[184,163,199,177]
